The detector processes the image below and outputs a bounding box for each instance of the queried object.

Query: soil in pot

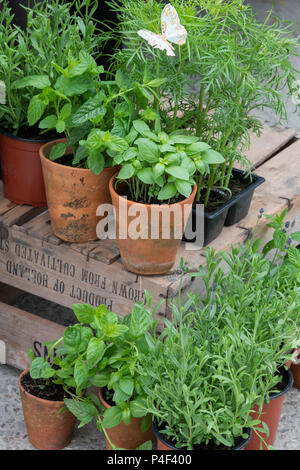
[244,367,293,450]
[153,419,251,451]
[109,173,197,275]
[19,368,78,450]
[0,127,58,207]
[99,387,154,450]
[40,138,117,243]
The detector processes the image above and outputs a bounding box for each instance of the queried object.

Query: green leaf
[157,182,177,201]
[30,357,55,380]
[107,135,129,153]
[72,93,106,125]
[89,373,110,388]
[165,165,190,181]
[136,138,159,163]
[141,413,152,432]
[186,142,211,154]
[130,399,146,418]
[291,231,300,242]
[288,245,300,267]
[64,399,98,427]
[169,135,199,145]
[63,325,82,354]
[175,180,192,198]
[39,115,57,130]
[137,167,154,184]
[27,95,47,126]
[74,359,89,390]
[49,142,66,161]
[202,149,225,164]
[56,119,65,133]
[130,302,151,339]
[13,75,51,90]
[147,78,167,87]
[119,377,134,397]
[60,103,72,120]
[118,163,135,180]
[102,406,123,429]
[86,338,106,368]
[87,150,105,175]
[72,145,88,165]
[73,304,95,324]
[136,440,152,450]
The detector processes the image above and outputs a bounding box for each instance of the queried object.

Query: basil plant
[111,111,225,204]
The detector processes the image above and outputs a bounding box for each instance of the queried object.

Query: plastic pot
[40,138,117,243]
[18,368,77,450]
[109,173,197,275]
[224,169,265,226]
[98,389,154,450]
[183,169,265,246]
[152,419,252,450]
[244,367,293,450]
[0,127,50,207]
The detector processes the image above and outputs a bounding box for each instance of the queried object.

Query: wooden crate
[0,125,300,370]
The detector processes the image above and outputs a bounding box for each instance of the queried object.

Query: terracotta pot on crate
[109,172,197,275]
[0,128,50,207]
[244,367,293,450]
[40,138,117,243]
[152,419,252,450]
[98,388,154,450]
[19,368,77,450]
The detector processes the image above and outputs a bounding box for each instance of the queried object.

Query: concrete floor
[0,0,300,451]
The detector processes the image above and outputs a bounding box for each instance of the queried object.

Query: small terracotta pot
[244,367,293,450]
[0,128,49,207]
[152,419,252,450]
[40,138,117,243]
[290,349,300,389]
[109,173,197,275]
[19,368,77,450]
[99,389,154,450]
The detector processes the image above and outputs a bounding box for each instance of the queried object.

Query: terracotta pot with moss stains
[19,368,77,450]
[99,388,154,450]
[40,138,117,243]
[109,172,197,275]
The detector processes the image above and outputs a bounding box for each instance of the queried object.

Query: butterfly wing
[161,3,187,45]
[137,30,175,56]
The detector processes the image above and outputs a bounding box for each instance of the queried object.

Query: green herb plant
[104,0,300,205]
[113,111,224,203]
[0,0,104,135]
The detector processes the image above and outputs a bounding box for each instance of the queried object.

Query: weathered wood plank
[0,281,24,305]
[18,210,62,246]
[239,125,296,170]
[1,204,44,227]
[0,182,17,216]
[0,301,65,370]
[70,239,120,265]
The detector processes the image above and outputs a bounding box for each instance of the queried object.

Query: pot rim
[0,126,58,144]
[18,368,67,406]
[109,172,198,209]
[39,138,114,174]
[98,387,111,410]
[268,366,294,401]
[152,418,252,450]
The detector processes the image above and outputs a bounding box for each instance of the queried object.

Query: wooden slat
[70,239,120,265]
[0,281,24,305]
[1,204,44,227]
[19,210,62,246]
[0,301,65,370]
[241,126,296,170]
[0,181,17,216]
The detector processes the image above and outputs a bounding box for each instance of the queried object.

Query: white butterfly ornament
[138,4,187,57]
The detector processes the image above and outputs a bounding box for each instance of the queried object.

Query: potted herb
[105,0,299,244]
[19,334,86,450]
[61,298,161,450]
[108,112,224,274]
[189,209,300,449]
[29,56,156,243]
[0,0,104,207]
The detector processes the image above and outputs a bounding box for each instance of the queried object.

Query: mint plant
[0,0,104,135]
[112,112,224,203]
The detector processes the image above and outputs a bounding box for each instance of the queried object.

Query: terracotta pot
[244,367,293,450]
[18,368,77,450]
[152,419,252,450]
[290,349,300,389]
[0,128,49,207]
[99,389,154,450]
[109,173,197,275]
[40,138,117,243]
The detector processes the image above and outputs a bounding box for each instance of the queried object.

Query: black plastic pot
[183,168,265,246]
[152,419,252,450]
[224,169,265,226]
